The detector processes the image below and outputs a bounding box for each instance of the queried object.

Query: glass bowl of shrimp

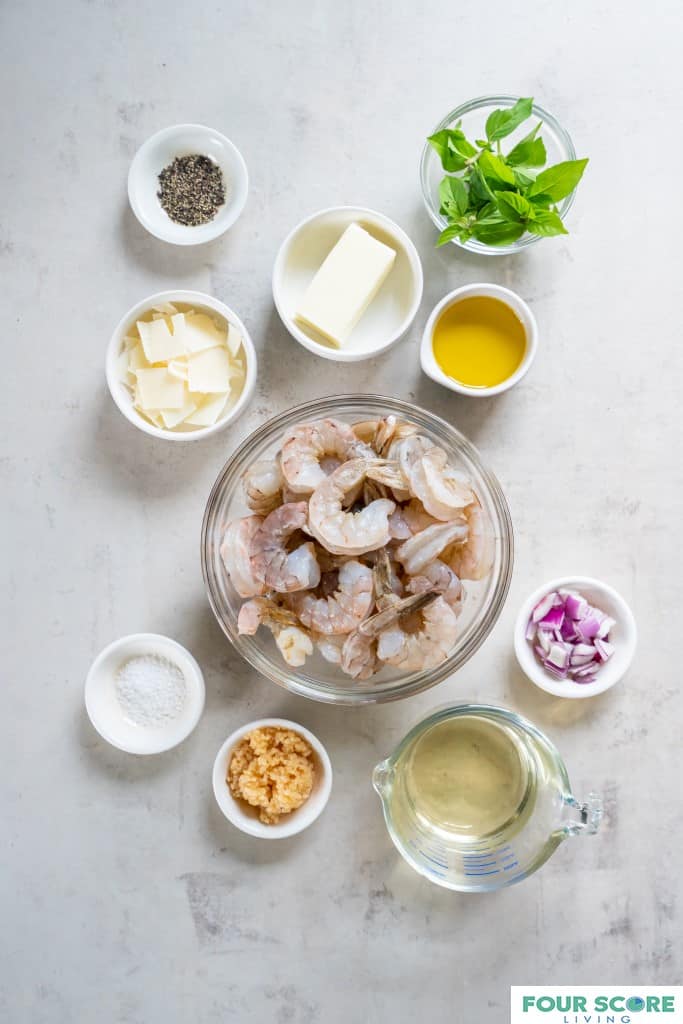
[201,395,513,705]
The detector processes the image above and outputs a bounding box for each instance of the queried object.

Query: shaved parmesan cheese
[185,391,230,427]
[175,312,227,354]
[187,346,233,393]
[168,357,189,381]
[136,368,186,409]
[138,317,185,363]
[128,344,151,373]
[226,323,243,357]
[160,391,198,428]
[117,301,247,432]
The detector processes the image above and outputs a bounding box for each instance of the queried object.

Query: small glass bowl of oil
[420,283,538,397]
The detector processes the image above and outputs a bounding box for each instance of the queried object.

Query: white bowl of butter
[272,206,423,362]
[106,290,257,441]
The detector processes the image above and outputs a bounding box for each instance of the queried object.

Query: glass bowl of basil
[420,95,588,255]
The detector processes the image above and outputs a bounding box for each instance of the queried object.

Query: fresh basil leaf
[439,175,469,216]
[477,201,498,220]
[436,223,466,247]
[479,150,516,189]
[495,190,536,223]
[469,165,497,207]
[506,125,547,168]
[450,133,477,159]
[529,158,589,202]
[472,219,525,245]
[485,97,533,142]
[525,209,568,236]
[513,168,536,190]
[427,130,467,171]
[427,129,477,171]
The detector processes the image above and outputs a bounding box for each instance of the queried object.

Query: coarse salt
[115,653,186,728]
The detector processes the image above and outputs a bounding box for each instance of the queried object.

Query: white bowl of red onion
[514,576,637,699]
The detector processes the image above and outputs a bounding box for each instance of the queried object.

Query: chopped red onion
[526,588,615,685]
[538,605,565,631]
[532,592,557,623]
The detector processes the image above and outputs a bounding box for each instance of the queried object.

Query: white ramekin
[421,282,538,396]
[514,576,637,699]
[105,289,256,442]
[213,718,333,838]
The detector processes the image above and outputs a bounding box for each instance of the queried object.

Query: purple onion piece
[565,592,588,620]
[594,638,615,662]
[532,592,557,623]
[576,616,601,640]
[539,605,565,630]
[597,616,615,639]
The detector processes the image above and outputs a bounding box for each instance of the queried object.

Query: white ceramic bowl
[106,289,257,442]
[514,576,637,699]
[421,283,538,396]
[213,718,333,838]
[128,124,248,245]
[272,206,423,362]
[85,633,206,754]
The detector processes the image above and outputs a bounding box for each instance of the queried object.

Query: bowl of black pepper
[128,124,248,245]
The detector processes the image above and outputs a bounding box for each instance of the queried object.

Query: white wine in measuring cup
[405,715,532,839]
[373,703,602,891]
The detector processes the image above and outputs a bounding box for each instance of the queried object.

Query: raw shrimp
[343,592,438,680]
[280,418,371,494]
[376,596,459,672]
[444,501,494,581]
[250,502,321,592]
[402,499,439,535]
[287,560,374,634]
[352,416,418,456]
[407,560,463,611]
[237,597,313,667]
[371,546,403,607]
[315,633,345,665]
[396,519,468,576]
[308,459,395,556]
[397,437,474,520]
[387,507,413,540]
[220,516,266,598]
[242,459,283,515]
[340,629,378,680]
[359,590,436,637]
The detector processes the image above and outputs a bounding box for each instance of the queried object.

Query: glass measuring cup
[373,703,602,892]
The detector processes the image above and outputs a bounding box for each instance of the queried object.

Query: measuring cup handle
[372,760,393,796]
[562,791,603,837]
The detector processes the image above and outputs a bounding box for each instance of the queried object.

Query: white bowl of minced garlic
[213,719,333,838]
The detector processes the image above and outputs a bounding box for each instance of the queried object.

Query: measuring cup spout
[561,791,603,837]
[372,760,393,797]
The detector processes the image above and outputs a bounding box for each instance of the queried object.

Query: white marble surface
[1,1,680,1020]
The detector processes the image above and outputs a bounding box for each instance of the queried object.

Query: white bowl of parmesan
[106,290,257,441]
[84,633,205,755]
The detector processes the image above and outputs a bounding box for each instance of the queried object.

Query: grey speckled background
[1,1,681,1021]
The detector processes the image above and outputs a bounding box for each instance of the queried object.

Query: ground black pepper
[157,154,226,226]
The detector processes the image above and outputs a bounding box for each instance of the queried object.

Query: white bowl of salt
[85,633,205,754]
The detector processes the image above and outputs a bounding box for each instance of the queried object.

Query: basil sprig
[428,98,588,247]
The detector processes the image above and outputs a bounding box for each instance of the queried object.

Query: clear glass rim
[377,702,572,891]
[419,94,578,256]
[201,395,514,705]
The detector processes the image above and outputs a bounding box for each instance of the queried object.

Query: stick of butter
[295,223,396,347]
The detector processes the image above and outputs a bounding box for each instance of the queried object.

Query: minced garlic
[227,727,315,824]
